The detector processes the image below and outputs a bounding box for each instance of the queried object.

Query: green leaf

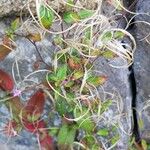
[78,9,94,20]
[91,49,101,56]
[5,18,20,39]
[70,48,79,57]
[57,53,68,64]
[53,35,63,45]
[5,29,14,39]
[63,11,80,24]
[57,124,76,147]
[66,92,75,103]
[138,118,144,129]
[11,18,20,31]
[56,65,68,81]
[73,70,84,80]
[56,98,73,116]
[111,134,120,145]
[48,73,58,81]
[87,75,107,86]
[142,140,148,150]
[64,80,74,88]
[57,124,68,144]
[97,128,109,136]
[39,5,54,29]
[78,118,95,133]
[48,127,59,136]
[74,107,94,133]
[102,50,116,59]
[54,87,61,100]
[81,135,96,148]
[92,144,100,150]
[27,114,40,122]
[101,31,113,42]
[114,31,125,39]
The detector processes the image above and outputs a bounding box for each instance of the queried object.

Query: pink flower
[12,89,22,97]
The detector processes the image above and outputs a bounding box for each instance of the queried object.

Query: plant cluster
[0,0,146,150]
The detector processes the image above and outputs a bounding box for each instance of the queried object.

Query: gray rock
[94,57,132,149]
[134,0,150,141]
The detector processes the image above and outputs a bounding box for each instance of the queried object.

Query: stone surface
[133,0,150,141]
[94,57,132,149]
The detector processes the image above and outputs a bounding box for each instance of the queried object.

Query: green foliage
[39,5,54,29]
[73,70,84,80]
[63,9,94,24]
[48,73,58,82]
[110,134,120,145]
[11,18,20,31]
[48,127,59,136]
[97,128,109,136]
[114,31,125,39]
[81,135,99,149]
[57,124,76,147]
[101,50,116,59]
[79,118,95,133]
[0,2,128,149]
[5,18,20,39]
[63,11,80,24]
[101,31,124,43]
[78,9,94,19]
[138,118,144,129]
[87,75,106,86]
[48,65,68,87]
[56,65,68,81]
[101,31,113,42]
[56,98,73,116]
[141,140,148,150]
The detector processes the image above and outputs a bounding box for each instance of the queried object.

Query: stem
[27,38,51,68]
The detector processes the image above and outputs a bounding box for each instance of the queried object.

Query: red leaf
[39,131,54,150]
[0,69,14,91]
[25,90,45,121]
[23,120,46,133]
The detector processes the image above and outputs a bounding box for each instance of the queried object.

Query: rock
[94,57,132,149]
[133,0,150,141]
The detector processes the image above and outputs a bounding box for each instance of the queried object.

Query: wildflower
[12,88,22,97]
